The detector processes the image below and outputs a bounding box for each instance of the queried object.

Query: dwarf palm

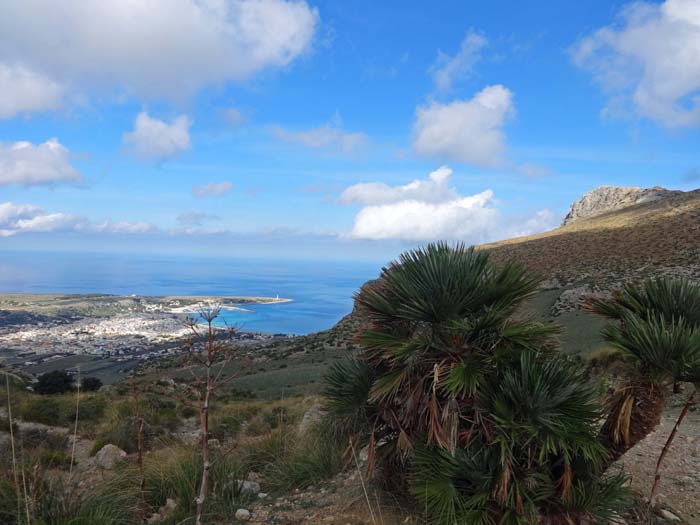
[326,243,628,524]
[588,278,700,466]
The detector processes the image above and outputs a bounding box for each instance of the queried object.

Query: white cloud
[340,166,457,205]
[0,202,85,236]
[0,202,157,237]
[430,30,487,92]
[572,0,700,128]
[94,221,157,234]
[192,181,233,198]
[343,166,553,242]
[412,85,514,167]
[505,209,557,238]
[274,113,367,153]
[0,139,82,186]
[176,212,221,226]
[0,0,318,108]
[123,112,191,161]
[0,64,64,118]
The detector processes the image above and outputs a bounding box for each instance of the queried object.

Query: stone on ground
[94,444,127,469]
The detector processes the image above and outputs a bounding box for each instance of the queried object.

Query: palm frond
[323,358,376,437]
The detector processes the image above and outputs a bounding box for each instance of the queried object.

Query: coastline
[0,292,296,384]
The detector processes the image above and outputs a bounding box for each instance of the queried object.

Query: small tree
[34,371,74,395]
[80,377,103,392]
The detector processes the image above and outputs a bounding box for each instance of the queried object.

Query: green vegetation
[18,395,105,428]
[80,376,103,392]
[588,278,700,467]
[2,245,700,524]
[324,243,629,524]
[33,370,74,395]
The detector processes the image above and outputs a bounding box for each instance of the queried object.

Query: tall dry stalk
[180,307,238,525]
[69,367,81,478]
[131,381,148,519]
[349,437,378,525]
[649,388,697,505]
[5,372,21,522]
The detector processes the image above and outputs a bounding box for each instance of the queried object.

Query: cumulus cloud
[123,112,191,161]
[572,0,700,128]
[430,30,487,92]
[0,0,318,109]
[273,113,367,153]
[412,85,514,167]
[505,209,557,238]
[342,166,554,242]
[0,64,64,118]
[192,181,233,198]
[176,212,221,226]
[340,166,457,205]
[0,202,85,236]
[0,139,82,186]
[0,202,157,237]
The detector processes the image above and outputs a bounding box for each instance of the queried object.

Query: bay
[0,251,381,334]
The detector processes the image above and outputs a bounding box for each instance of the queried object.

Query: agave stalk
[131,381,148,519]
[649,388,697,505]
[5,372,21,522]
[180,307,238,525]
[69,366,81,478]
[194,312,216,525]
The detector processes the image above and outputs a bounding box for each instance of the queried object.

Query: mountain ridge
[482,185,700,285]
[561,185,684,226]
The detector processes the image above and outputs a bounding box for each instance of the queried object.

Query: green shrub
[18,428,67,451]
[240,425,344,492]
[325,243,629,524]
[36,448,73,470]
[179,405,198,419]
[19,397,62,425]
[210,412,246,441]
[97,416,158,453]
[78,396,107,423]
[90,438,108,456]
[18,394,105,429]
[144,446,251,522]
[81,377,103,392]
[34,371,74,395]
[0,416,18,435]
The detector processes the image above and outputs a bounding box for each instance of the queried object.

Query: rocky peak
[562,185,678,226]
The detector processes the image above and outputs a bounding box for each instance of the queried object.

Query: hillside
[483,186,700,286]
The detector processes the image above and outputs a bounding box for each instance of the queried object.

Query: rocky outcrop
[562,185,679,226]
[94,444,127,469]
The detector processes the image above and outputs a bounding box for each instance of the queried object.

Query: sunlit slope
[482,189,700,284]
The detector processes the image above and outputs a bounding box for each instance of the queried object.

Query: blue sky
[0,0,698,261]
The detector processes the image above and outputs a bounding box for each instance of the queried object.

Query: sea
[0,251,382,335]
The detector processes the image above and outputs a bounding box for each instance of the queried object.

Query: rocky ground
[618,386,700,524]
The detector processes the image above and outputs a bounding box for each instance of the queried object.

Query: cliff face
[561,185,680,226]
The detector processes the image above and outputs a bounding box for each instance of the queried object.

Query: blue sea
[0,251,381,335]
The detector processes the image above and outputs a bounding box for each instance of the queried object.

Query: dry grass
[481,190,700,284]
